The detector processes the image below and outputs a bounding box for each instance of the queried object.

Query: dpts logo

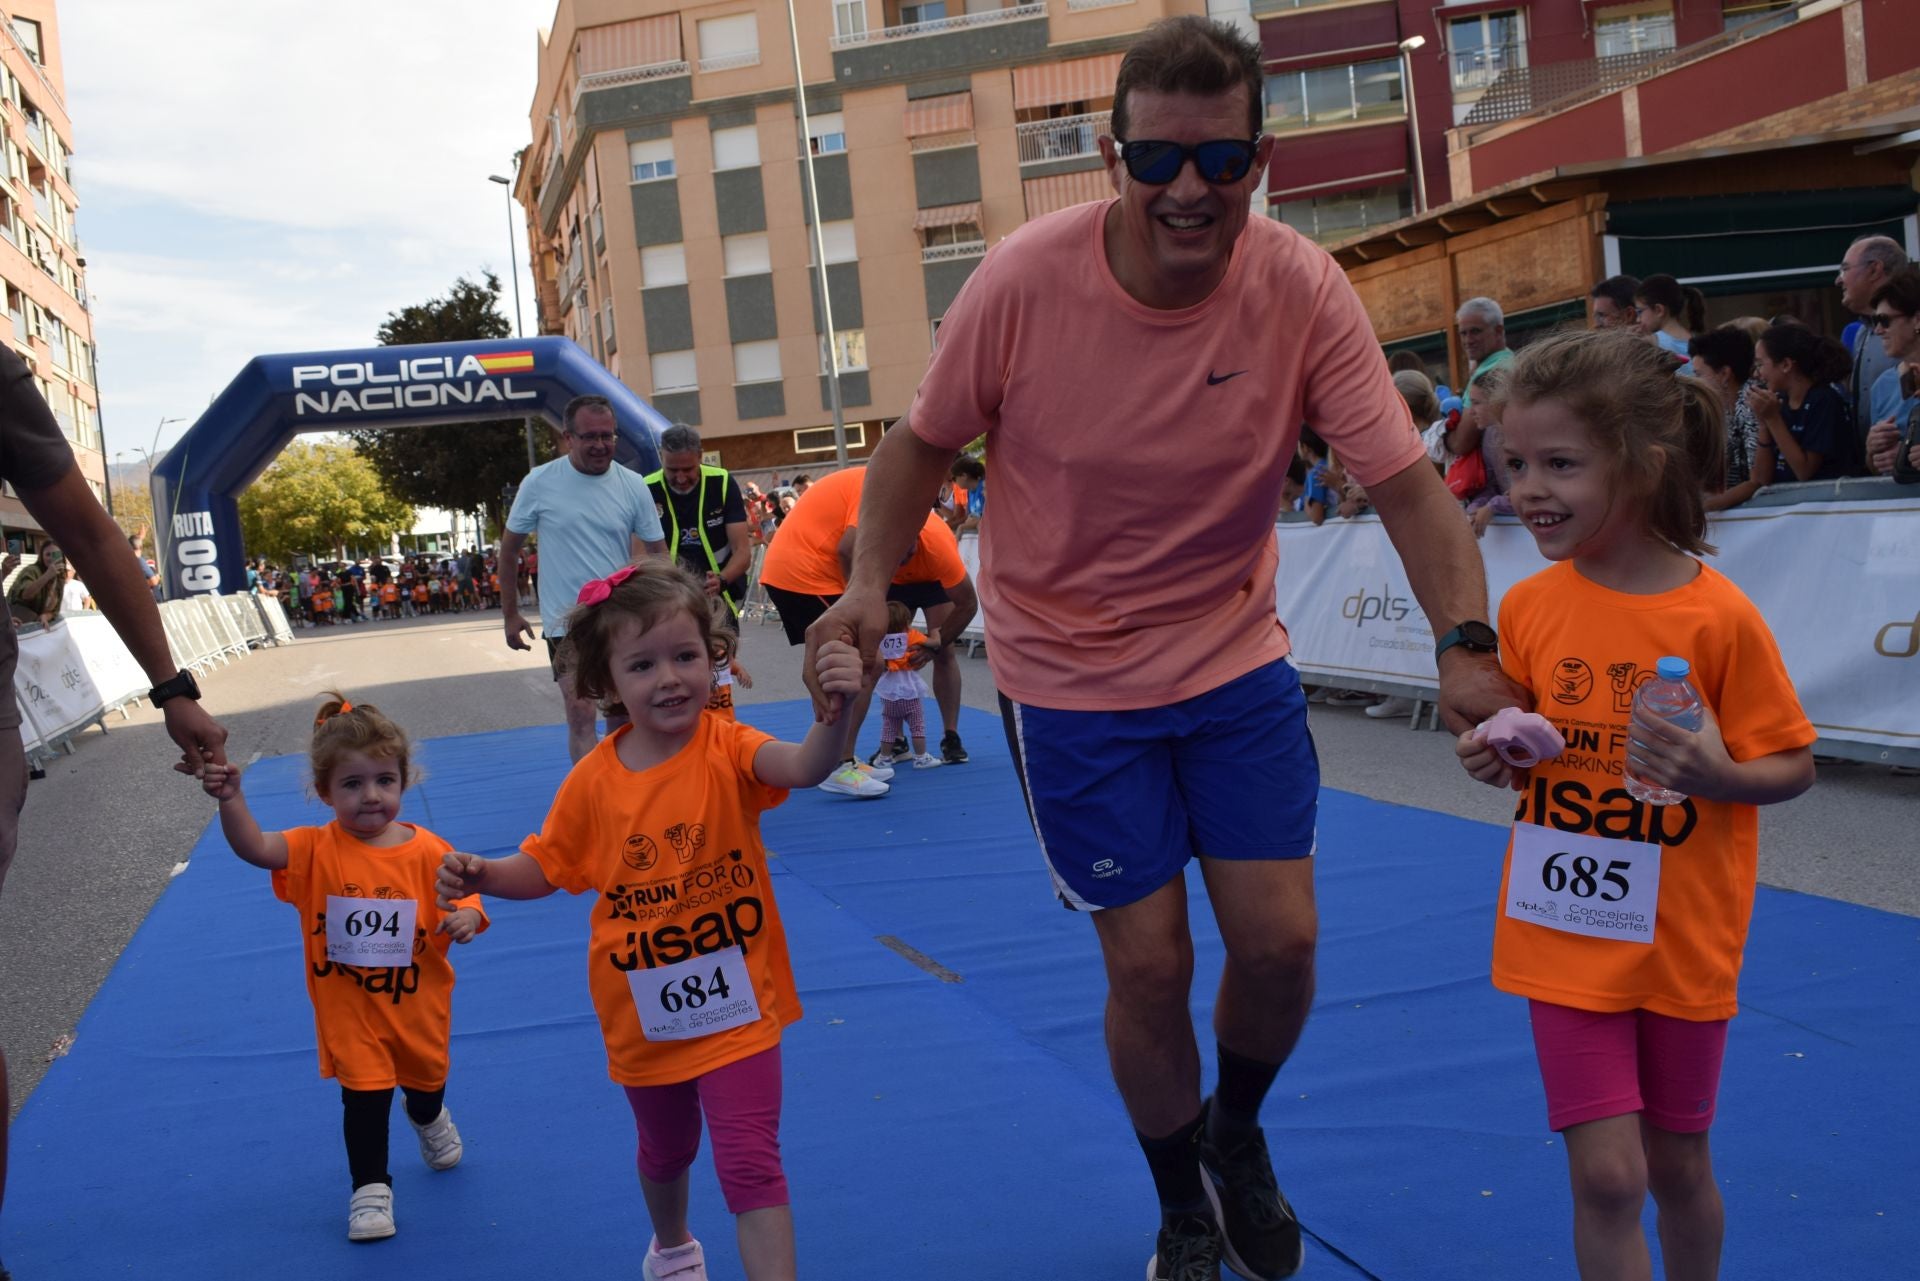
[1875,609,1920,659]
[1341,584,1419,627]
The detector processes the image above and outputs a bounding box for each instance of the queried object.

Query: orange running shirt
[521,714,799,1087]
[380,584,399,604]
[411,584,429,603]
[271,822,488,1090]
[1491,561,1815,1021]
[758,468,966,595]
[908,200,1423,710]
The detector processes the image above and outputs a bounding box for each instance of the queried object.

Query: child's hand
[436,852,487,911]
[732,656,754,689]
[1456,729,1520,791]
[813,639,864,698]
[1627,701,1733,801]
[201,761,243,801]
[438,906,483,944]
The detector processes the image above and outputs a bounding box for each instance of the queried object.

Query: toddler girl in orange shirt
[201,695,486,1243]
[437,561,863,1281]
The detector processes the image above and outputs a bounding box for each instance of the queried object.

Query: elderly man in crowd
[500,394,667,762]
[1840,236,1909,441]
[643,424,752,622]
[801,17,1521,1279]
[1442,295,1514,465]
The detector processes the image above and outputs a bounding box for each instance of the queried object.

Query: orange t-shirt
[411,584,429,603]
[1490,561,1815,1021]
[380,584,399,604]
[759,468,967,595]
[908,199,1423,710]
[271,822,488,1090]
[886,628,929,672]
[521,714,798,1087]
[706,661,738,720]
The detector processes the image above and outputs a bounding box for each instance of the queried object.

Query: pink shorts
[622,1045,788,1214]
[1528,1000,1729,1134]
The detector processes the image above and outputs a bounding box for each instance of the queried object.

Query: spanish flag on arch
[475,350,534,375]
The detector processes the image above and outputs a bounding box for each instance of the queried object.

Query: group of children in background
[199,325,1815,1281]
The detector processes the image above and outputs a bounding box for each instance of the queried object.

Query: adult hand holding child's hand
[812,638,864,701]
[200,761,243,803]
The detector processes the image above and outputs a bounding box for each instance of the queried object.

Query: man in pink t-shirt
[803,18,1524,1280]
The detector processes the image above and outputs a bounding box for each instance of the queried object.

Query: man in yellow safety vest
[644,423,753,621]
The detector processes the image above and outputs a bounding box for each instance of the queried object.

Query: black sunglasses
[1868,312,1908,330]
[1117,138,1260,186]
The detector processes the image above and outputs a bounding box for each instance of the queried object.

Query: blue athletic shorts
[998,657,1320,911]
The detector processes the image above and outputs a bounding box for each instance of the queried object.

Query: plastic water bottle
[1624,656,1705,806]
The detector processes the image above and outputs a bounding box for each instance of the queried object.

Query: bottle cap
[1656,656,1690,681]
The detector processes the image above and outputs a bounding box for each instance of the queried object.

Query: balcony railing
[1451,44,1525,95]
[697,49,760,73]
[1065,0,1132,9]
[1460,49,1669,127]
[830,3,1044,50]
[1015,110,1109,166]
[572,59,689,106]
[921,240,986,264]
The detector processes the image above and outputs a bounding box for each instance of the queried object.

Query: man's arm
[497,529,535,649]
[1362,455,1529,733]
[720,521,751,588]
[802,422,953,718]
[19,466,229,769]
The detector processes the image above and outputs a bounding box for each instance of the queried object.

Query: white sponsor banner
[12,621,105,742]
[1274,496,1920,752]
[61,612,150,709]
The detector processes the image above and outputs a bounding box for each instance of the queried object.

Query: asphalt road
[2,607,1911,1114]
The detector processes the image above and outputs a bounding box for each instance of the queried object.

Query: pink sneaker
[1473,708,1566,768]
[643,1236,707,1281]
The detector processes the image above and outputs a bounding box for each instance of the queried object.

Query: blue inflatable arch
[148,336,666,599]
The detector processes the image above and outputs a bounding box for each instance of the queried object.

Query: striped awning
[905,92,975,137]
[1022,168,1112,218]
[577,14,682,73]
[1013,52,1123,110]
[913,201,983,231]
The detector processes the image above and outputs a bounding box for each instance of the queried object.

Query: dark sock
[1137,1110,1209,1218]
[402,1084,446,1127]
[1208,1042,1283,1147]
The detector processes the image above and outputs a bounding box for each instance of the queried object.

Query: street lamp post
[784,0,849,467]
[1399,35,1430,216]
[489,172,538,473]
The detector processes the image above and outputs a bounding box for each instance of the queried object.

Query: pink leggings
[880,696,926,746]
[622,1045,788,1214]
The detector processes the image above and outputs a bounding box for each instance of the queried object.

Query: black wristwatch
[149,669,202,706]
[1434,621,1498,661]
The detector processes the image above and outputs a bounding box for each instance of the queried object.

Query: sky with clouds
[63,0,557,461]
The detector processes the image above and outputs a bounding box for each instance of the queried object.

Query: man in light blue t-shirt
[501,394,666,760]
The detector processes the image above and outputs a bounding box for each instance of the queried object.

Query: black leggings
[341,1084,445,1190]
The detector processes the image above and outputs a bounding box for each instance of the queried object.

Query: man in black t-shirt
[643,424,751,622]
[0,346,229,1277]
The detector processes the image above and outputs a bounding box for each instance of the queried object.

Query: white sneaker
[857,758,895,783]
[409,1106,463,1170]
[1304,686,1332,704]
[347,1183,395,1241]
[819,763,888,798]
[643,1235,708,1280]
[910,752,943,769]
[1364,696,1418,719]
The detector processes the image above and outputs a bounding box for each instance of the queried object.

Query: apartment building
[517,0,1246,468]
[0,2,101,539]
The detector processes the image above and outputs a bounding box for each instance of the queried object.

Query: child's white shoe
[911,752,943,769]
[409,1105,463,1170]
[642,1234,708,1280]
[347,1183,396,1241]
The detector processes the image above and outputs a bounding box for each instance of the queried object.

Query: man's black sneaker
[940,731,969,764]
[1148,1212,1222,1281]
[1197,1108,1303,1280]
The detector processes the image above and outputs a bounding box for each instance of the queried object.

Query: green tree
[348,272,556,533]
[239,439,415,564]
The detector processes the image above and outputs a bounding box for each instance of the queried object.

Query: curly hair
[310,692,412,795]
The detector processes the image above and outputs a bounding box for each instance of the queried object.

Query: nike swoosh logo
[1207,370,1248,385]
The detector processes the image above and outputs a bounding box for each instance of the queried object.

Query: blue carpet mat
[9,702,1915,1279]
